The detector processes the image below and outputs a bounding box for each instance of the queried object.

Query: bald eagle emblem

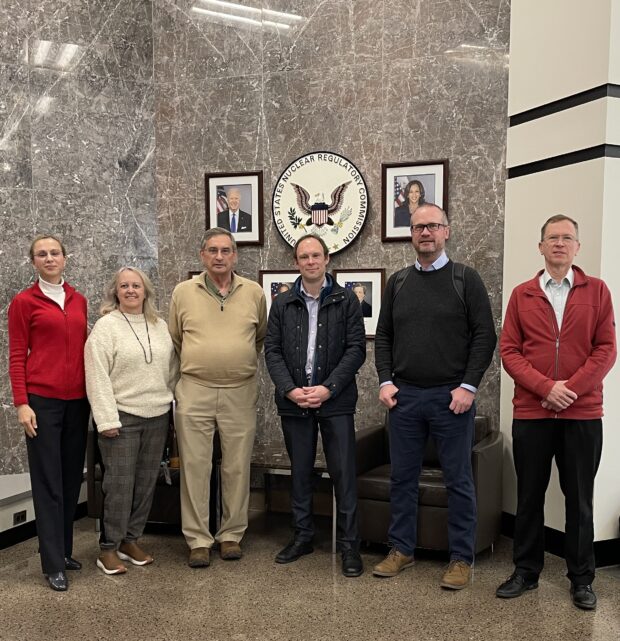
[291,181,351,227]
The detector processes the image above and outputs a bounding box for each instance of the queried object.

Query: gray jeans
[98,411,169,549]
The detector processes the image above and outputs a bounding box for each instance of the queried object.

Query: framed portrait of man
[259,270,299,315]
[381,160,448,242]
[205,170,264,246]
[333,268,385,338]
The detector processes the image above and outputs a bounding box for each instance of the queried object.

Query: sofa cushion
[357,464,448,508]
[357,464,391,501]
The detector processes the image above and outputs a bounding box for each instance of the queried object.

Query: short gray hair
[201,227,237,251]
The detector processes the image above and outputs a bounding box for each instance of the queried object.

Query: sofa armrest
[355,425,387,475]
[472,430,503,551]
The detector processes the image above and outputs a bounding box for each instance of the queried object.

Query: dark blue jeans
[388,383,476,563]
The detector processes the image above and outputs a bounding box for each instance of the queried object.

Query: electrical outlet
[13,510,27,526]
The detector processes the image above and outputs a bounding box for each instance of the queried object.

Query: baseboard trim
[0,502,88,550]
[501,512,620,568]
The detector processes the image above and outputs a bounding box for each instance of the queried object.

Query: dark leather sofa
[355,414,502,553]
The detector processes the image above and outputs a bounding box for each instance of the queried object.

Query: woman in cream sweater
[85,267,177,574]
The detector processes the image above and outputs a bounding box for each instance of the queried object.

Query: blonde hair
[99,267,159,323]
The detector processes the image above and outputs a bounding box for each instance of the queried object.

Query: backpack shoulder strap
[392,266,414,302]
[451,262,468,311]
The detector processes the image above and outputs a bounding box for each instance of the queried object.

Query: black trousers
[281,414,359,550]
[26,394,90,574]
[512,418,602,585]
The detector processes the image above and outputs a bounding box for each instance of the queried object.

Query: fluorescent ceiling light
[55,43,79,69]
[192,5,291,29]
[192,6,261,26]
[199,0,261,15]
[263,8,302,22]
[33,40,52,66]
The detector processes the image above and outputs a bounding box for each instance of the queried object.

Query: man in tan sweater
[169,228,267,567]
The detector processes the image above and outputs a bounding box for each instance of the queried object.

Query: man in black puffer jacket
[265,234,366,577]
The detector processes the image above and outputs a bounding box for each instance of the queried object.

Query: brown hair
[29,234,67,261]
[293,234,329,259]
[540,214,579,241]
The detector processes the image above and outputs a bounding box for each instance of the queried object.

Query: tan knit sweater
[168,272,267,387]
[85,310,178,432]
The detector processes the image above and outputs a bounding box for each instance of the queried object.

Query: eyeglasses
[203,247,234,256]
[543,235,578,244]
[410,223,447,234]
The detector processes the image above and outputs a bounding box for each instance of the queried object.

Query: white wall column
[502,0,620,546]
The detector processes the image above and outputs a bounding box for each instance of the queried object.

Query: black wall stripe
[508,144,620,179]
[510,84,620,127]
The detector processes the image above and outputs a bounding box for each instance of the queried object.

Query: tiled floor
[1,511,618,641]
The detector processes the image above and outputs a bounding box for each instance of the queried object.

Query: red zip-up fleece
[8,281,88,406]
[501,266,616,420]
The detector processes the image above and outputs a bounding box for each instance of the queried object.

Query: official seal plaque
[272,151,368,254]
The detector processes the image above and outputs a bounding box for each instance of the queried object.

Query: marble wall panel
[154,0,262,83]
[0,0,156,475]
[0,1,29,67]
[0,63,31,190]
[1,0,510,475]
[384,0,510,62]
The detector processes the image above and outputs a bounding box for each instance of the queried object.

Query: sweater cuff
[96,420,122,433]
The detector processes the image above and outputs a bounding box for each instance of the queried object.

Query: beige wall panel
[506,99,611,168]
[509,0,613,115]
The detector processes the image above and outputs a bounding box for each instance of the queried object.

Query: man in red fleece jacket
[497,214,616,611]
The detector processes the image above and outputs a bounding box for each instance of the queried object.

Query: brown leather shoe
[372,549,414,577]
[96,550,127,575]
[220,541,242,560]
[118,541,154,566]
[188,547,211,568]
[440,560,471,590]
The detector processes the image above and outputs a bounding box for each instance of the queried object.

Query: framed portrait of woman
[381,160,449,242]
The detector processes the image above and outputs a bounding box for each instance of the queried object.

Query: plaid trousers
[98,411,169,549]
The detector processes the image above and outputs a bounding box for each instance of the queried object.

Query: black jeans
[26,394,90,574]
[281,414,359,550]
[512,418,602,585]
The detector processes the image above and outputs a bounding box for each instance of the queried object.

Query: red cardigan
[500,266,616,419]
[8,281,88,406]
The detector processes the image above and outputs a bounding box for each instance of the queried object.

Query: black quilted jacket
[264,274,366,417]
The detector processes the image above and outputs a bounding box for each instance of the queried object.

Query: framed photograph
[333,268,385,338]
[381,160,449,242]
[205,170,264,246]
[259,270,299,315]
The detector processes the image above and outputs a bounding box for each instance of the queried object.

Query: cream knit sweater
[85,310,178,432]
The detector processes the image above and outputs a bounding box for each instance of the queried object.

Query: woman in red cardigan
[8,234,90,592]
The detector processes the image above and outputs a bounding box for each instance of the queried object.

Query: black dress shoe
[64,557,82,571]
[44,571,68,592]
[496,573,538,598]
[275,540,314,564]
[341,549,363,577]
[571,584,597,610]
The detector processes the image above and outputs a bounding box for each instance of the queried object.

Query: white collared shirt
[300,278,327,381]
[415,251,449,272]
[540,267,574,330]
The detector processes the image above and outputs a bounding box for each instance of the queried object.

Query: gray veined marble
[0,0,510,475]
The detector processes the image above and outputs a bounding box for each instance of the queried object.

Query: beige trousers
[175,376,257,549]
